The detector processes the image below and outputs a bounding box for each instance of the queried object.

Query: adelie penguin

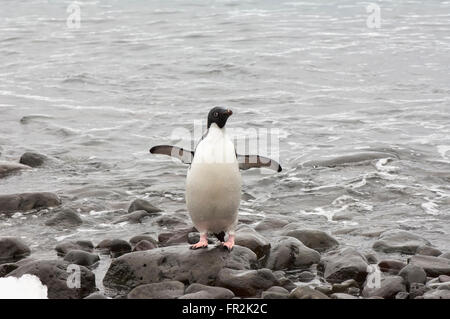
[150,107,282,250]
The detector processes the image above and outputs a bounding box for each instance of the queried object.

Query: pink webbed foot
[190,234,208,250]
[222,234,235,251]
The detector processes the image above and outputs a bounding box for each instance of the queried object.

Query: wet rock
[153,215,188,228]
[331,279,359,294]
[320,247,368,284]
[395,291,409,299]
[373,230,431,254]
[128,198,161,214]
[45,208,82,227]
[112,210,151,224]
[128,280,185,299]
[0,237,31,264]
[422,289,450,299]
[362,275,406,299]
[0,192,61,213]
[110,239,132,258]
[439,252,450,259]
[0,162,30,178]
[409,255,450,277]
[302,151,398,168]
[439,275,450,283]
[55,240,94,257]
[0,263,19,277]
[159,227,197,246]
[235,227,271,260]
[179,283,235,299]
[297,271,315,282]
[187,232,214,245]
[332,211,356,221]
[364,251,379,264]
[129,235,158,247]
[279,227,339,252]
[265,236,320,271]
[398,264,427,288]
[103,245,256,294]
[133,240,157,252]
[416,245,442,257]
[409,283,428,299]
[261,286,289,299]
[84,292,109,299]
[378,259,407,275]
[8,259,95,299]
[289,286,330,299]
[63,250,100,267]
[254,216,291,233]
[19,152,48,167]
[95,239,113,252]
[216,268,279,297]
[331,293,358,299]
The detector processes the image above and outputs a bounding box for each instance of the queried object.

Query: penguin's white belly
[186,162,241,234]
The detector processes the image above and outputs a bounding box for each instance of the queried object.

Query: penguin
[150,107,282,250]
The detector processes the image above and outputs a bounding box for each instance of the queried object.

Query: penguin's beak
[226,109,233,116]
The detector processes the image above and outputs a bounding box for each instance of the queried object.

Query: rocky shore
[1,153,450,299]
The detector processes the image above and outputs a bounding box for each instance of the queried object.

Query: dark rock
[409,283,428,299]
[331,293,358,299]
[0,162,30,178]
[320,247,368,284]
[153,215,188,228]
[378,259,407,275]
[8,259,95,299]
[95,239,113,252]
[373,230,431,254]
[297,271,315,282]
[289,286,330,299]
[364,251,379,264]
[128,281,185,299]
[315,285,333,295]
[112,210,151,224]
[63,250,100,267]
[159,227,197,246]
[395,291,409,299]
[409,255,450,277]
[55,240,94,257]
[331,279,359,294]
[0,192,61,213]
[45,208,82,227]
[362,276,406,299]
[19,152,48,167]
[261,286,289,299]
[235,227,271,260]
[110,239,132,258]
[216,268,279,297]
[0,237,31,264]
[416,245,442,257]
[179,283,235,299]
[103,245,256,294]
[439,275,450,283]
[132,240,157,252]
[84,292,109,299]
[129,235,158,247]
[128,198,161,214]
[187,232,214,245]
[0,263,18,277]
[279,227,339,253]
[265,236,320,270]
[254,217,291,233]
[398,264,427,288]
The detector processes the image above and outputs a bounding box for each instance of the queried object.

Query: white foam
[0,274,48,299]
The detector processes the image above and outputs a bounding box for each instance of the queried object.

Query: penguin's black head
[207,107,233,129]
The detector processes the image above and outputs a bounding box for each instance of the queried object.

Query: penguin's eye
[213,112,219,118]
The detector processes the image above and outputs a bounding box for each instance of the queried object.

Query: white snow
[0,274,48,299]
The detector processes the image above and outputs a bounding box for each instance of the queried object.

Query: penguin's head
[207,107,233,129]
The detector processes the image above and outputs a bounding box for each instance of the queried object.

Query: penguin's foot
[190,234,208,250]
[222,234,235,251]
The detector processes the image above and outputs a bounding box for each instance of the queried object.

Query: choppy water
[1,0,449,264]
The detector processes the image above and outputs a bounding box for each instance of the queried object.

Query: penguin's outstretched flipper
[150,145,194,165]
[237,154,282,172]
